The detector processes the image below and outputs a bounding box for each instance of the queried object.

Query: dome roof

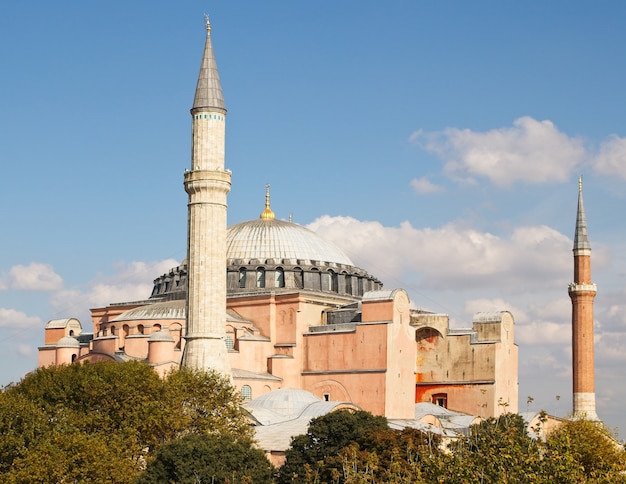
[227,218,354,266]
[111,300,186,322]
[56,336,80,348]
[244,388,321,416]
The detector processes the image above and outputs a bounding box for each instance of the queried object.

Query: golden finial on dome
[260,184,275,220]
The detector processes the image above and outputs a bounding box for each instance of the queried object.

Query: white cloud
[308,215,571,293]
[49,259,179,321]
[412,117,586,186]
[516,321,571,346]
[10,263,63,291]
[0,308,41,328]
[594,135,626,180]
[410,177,443,195]
[16,344,35,357]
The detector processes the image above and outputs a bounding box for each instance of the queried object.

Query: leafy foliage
[543,418,626,483]
[136,433,274,484]
[278,410,626,484]
[277,409,389,483]
[443,413,543,484]
[0,361,251,483]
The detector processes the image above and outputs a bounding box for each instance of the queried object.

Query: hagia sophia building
[38,17,519,423]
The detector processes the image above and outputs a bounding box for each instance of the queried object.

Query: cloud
[0,308,41,328]
[49,259,179,321]
[412,117,586,186]
[308,215,571,294]
[464,298,528,322]
[594,135,626,180]
[10,263,63,291]
[516,321,571,346]
[16,344,35,357]
[410,177,444,195]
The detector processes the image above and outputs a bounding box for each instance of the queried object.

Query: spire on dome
[573,175,591,255]
[192,15,226,113]
[260,184,275,220]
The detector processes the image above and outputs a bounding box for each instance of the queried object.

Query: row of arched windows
[239,267,286,289]
[237,267,346,292]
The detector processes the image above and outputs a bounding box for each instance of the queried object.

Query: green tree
[277,409,388,484]
[325,427,444,484]
[543,418,626,483]
[443,413,543,484]
[0,361,251,482]
[136,433,274,484]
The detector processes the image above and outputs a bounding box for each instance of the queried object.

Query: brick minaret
[181,16,232,376]
[568,176,598,420]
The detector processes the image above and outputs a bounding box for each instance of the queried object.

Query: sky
[1,1,626,435]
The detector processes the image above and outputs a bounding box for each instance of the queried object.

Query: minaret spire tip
[204,13,211,32]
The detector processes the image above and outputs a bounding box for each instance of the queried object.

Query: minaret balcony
[568,282,597,294]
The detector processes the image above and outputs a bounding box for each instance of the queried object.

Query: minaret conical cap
[573,175,591,254]
[192,16,226,113]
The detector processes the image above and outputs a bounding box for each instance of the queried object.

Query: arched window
[345,275,352,295]
[275,268,285,288]
[239,268,246,288]
[153,324,161,332]
[329,271,338,292]
[256,268,266,288]
[137,324,144,335]
[294,268,304,289]
[240,385,252,401]
[110,325,116,336]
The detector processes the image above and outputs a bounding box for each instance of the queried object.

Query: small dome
[56,336,79,348]
[227,219,353,266]
[244,388,321,416]
[149,330,175,343]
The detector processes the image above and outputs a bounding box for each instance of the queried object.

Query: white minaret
[181,16,232,376]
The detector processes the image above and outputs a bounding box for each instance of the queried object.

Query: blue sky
[1,1,626,435]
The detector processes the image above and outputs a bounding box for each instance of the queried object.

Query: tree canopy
[0,361,252,483]
[278,411,626,484]
[136,433,274,484]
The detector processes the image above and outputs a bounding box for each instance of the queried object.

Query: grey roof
[227,218,354,266]
[232,367,282,381]
[253,416,312,451]
[362,289,404,301]
[111,300,253,325]
[56,336,80,348]
[245,389,361,450]
[573,176,591,254]
[111,300,186,322]
[245,388,320,418]
[192,19,225,112]
[472,311,509,323]
[45,318,81,330]
[148,330,175,342]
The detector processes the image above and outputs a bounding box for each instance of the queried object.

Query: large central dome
[149,188,382,300]
[227,218,354,266]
